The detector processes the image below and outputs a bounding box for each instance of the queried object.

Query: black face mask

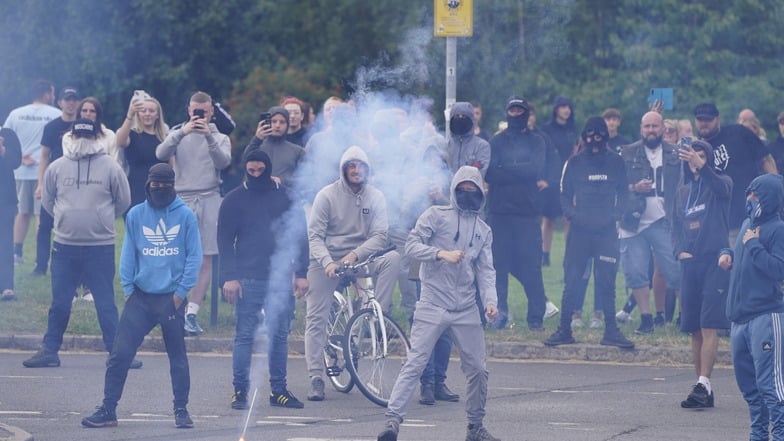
[585,138,606,153]
[245,172,273,192]
[450,117,473,136]
[455,189,483,211]
[147,187,176,209]
[506,111,529,130]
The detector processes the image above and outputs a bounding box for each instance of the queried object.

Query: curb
[0,423,33,441]
[2,334,731,366]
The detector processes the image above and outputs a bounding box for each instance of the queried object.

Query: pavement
[0,332,731,441]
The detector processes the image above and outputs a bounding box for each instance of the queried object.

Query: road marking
[0,375,64,379]
[0,411,42,415]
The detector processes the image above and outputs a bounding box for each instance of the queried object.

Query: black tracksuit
[558,146,628,331]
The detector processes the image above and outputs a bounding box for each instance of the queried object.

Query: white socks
[186,302,200,317]
[698,376,711,394]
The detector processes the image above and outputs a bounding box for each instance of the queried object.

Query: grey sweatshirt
[155,123,231,193]
[406,165,498,311]
[447,102,491,178]
[308,145,389,269]
[42,134,130,246]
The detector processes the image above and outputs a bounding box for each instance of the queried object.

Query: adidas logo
[142,219,181,256]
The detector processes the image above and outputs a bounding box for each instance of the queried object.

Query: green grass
[1,219,696,349]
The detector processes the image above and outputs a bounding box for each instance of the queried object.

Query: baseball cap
[59,87,80,101]
[506,96,529,111]
[693,102,719,119]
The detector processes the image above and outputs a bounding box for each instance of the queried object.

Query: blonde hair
[131,97,168,142]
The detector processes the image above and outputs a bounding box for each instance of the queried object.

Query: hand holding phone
[193,109,206,119]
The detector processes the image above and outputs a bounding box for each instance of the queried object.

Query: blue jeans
[232,278,293,394]
[620,218,680,290]
[43,243,118,354]
[731,313,784,441]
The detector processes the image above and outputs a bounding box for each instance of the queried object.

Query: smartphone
[259,112,272,126]
[680,136,693,150]
[647,88,674,111]
[193,108,206,119]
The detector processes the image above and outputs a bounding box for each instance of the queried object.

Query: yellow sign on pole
[434,0,473,37]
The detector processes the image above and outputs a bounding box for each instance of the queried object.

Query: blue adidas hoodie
[120,196,202,299]
[724,174,784,323]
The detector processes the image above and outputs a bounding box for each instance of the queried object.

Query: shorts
[620,218,680,290]
[16,179,41,215]
[537,185,562,219]
[679,256,730,332]
[179,191,221,255]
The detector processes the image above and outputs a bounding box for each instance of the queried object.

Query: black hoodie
[672,141,733,258]
[541,96,577,164]
[0,128,22,207]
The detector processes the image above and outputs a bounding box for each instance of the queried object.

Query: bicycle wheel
[323,290,354,393]
[344,308,410,407]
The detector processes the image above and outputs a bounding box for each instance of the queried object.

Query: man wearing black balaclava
[82,163,201,429]
[618,111,681,334]
[544,117,634,349]
[244,106,305,191]
[446,102,490,178]
[485,96,549,330]
[217,149,309,411]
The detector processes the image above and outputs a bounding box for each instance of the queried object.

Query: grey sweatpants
[385,300,489,425]
[304,251,401,379]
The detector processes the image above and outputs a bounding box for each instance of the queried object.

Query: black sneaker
[419,383,435,405]
[434,382,460,402]
[653,313,666,327]
[231,390,248,410]
[635,315,654,335]
[81,405,117,428]
[106,357,143,369]
[600,329,635,349]
[270,390,304,409]
[23,350,60,368]
[681,383,714,409]
[466,424,501,441]
[307,377,325,401]
[377,420,399,441]
[174,407,194,428]
[544,327,575,346]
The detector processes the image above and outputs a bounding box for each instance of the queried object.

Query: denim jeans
[233,278,293,394]
[43,243,118,354]
[0,207,15,291]
[620,218,680,290]
[35,208,54,272]
[104,289,189,410]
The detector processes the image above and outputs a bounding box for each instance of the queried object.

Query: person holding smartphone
[155,91,231,336]
[242,106,304,191]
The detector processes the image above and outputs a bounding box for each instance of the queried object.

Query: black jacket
[0,128,22,207]
[486,127,548,216]
[560,146,628,231]
[620,140,681,232]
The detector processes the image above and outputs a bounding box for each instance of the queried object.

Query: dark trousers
[35,208,53,272]
[104,290,190,410]
[0,207,15,291]
[489,214,546,327]
[44,243,118,353]
[559,226,620,331]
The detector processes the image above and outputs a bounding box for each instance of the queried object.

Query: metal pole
[211,255,219,326]
[445,36,457,139]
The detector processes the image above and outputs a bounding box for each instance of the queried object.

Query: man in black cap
[485,96,550,330]
[33,86,81,276]
[82,163,202,429]
[544,117,634,349]
[693,102,776,241]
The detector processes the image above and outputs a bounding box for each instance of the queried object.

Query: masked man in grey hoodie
[377,166,501,441]
[304,145,401,401]
[23,118,131,368]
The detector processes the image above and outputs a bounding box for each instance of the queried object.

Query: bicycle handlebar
[334,244,396,278]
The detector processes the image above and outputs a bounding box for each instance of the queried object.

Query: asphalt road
[0,350,750,441]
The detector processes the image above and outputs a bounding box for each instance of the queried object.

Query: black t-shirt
[706,124,770,229]
[40,117,71,162]
[124,131,167,207]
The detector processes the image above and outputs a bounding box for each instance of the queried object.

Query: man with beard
[485,96,549,330]
[618,112,681,334]
[218,149,309,411]
[544,117,634,349]
[82,163,201,429]
[693,102,776,242]
[243,106,305,191]
[304,146,400,401]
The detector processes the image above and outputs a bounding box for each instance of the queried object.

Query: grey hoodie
[447,102,491,177]
[308,145,389,269]
[155,123,231,193]
[406,165,498,311]
[42,134,130,246]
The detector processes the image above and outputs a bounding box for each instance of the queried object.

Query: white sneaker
[544,301,560,320]
[589,317,603,328]
[615,310,632,323]
[571,317,584,328]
